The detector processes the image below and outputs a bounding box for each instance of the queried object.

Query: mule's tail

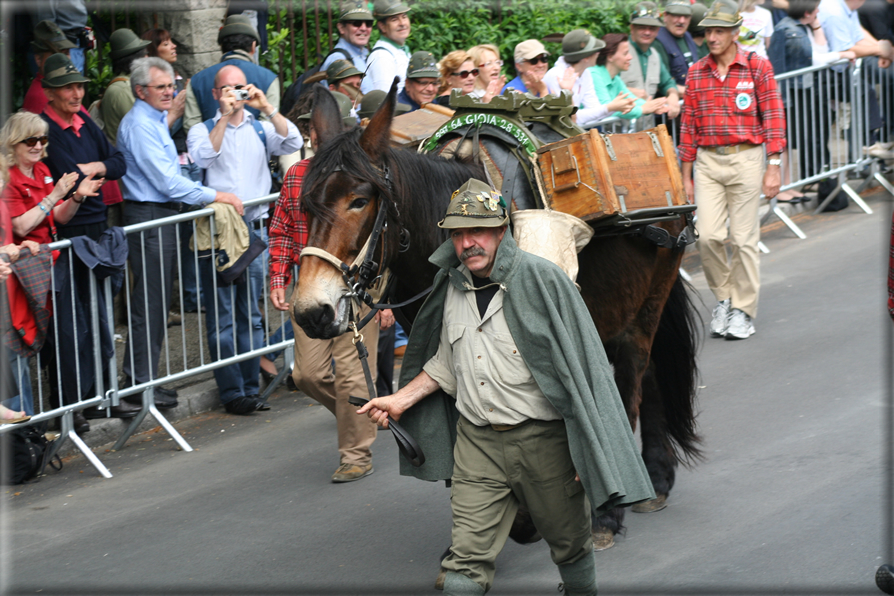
[649,275,703,465]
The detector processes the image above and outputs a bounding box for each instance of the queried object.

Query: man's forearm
[393,370,441,413]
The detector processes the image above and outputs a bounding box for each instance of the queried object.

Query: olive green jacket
[397,234,655,513]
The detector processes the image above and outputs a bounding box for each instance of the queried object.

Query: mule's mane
[300,129,484,235]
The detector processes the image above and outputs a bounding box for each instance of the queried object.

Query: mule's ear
[310,85,342,147]
[358,77,398,162]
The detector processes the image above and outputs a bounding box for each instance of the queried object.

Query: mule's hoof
[591,527,615,551]
[631,494,667,513]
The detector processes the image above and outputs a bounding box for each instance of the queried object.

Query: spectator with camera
[187,65,302,415]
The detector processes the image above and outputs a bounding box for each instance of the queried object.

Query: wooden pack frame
[536,124,689,223]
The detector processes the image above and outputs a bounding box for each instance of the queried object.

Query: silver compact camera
[233,89,250,101]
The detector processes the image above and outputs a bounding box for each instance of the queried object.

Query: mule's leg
[632,364,674,513]
[590,333,652,549]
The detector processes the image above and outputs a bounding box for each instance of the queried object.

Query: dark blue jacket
[397,88,421,112]
[768,17,813,94]
[190,51,279,122]
[656,28,699,85]
[41,111,125,228]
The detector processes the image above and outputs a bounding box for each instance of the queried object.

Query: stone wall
[139,0,227,77]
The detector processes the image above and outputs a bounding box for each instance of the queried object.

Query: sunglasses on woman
[526,54,550,65]
[18,135,49,147]
[452,69,480,78]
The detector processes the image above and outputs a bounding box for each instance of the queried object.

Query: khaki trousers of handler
[694,145,764,319]
[290,306,378,466]
[441,416,593,593]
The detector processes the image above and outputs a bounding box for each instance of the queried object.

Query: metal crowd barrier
[4,58,894,481]
[0,193,293,479]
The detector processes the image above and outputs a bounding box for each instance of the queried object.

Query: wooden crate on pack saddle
[535,124,691,227]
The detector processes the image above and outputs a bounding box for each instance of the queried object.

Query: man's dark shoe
[73,411,90,433]
[83,400,142,419]
[246,394,271,411]
[121,377,179,409]
[224,395,263,415]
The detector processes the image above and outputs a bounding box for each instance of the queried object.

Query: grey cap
[326,59,363,83]
[298,91,357,129]
[109,28,151,61]
[630,2,665,26]
[665,0,693,16]
[339,0,374,21]
[562,29,605,62]
[438,179,509,229]
[30,20,76,53]
[218,14,261,44]
[406,51,439,79]
[699,0,743,27]
[358,89,411,119]
[41,53,90,87]
[373,0,411,19]
[689,3,709,33]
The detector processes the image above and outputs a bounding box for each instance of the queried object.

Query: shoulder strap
[202,116,267,149]
[330,48,351,62]
[251,117,267,148]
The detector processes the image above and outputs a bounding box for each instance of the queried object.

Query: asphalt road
[1,190,892,596]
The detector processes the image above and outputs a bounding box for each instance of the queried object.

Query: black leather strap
[349,396,425,467]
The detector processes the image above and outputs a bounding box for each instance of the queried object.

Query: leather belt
[124,200,184,213]
[490,422,525,432]
[348,396,425,467]
[705,143,760,155]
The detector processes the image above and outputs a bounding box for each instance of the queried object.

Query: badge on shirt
[735,92,753,110]
[44,176,53,184]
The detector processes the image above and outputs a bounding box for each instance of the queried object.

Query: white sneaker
[725,309,755,340]
[710,299,731,337]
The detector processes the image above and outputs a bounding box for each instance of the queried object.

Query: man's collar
[134,98,169,122]
[380,37,409,53]
[223,49,256,64]
[43,103,84,134]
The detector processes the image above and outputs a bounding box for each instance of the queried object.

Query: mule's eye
[348,197,370,210]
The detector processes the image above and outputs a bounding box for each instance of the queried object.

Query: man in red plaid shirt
[268,114,394,483]
[679,0,786,340]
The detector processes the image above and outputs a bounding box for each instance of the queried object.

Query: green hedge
[262,0,637,90]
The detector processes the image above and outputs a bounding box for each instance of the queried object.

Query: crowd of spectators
[2,0,893,448]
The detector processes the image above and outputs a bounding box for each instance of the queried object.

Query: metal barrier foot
[46,410,113,479]
[758,241,770,254]
[841,184,873,214]
[677,268,692,282]
[111,389,194,453]
[873,172,894,196]
[771,205,808,239]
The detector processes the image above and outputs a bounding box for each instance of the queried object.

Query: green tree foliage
[262,0,636,90]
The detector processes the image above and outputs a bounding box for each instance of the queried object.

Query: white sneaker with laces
[725,308,755,340]
[710,299,731,337]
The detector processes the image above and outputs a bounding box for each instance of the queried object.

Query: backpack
[1,422,62,485]
[86,76,130,130]
[281,48,353,117]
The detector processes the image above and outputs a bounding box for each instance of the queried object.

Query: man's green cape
[397,233,655,513]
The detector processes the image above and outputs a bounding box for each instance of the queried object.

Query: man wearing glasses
[321,1,374,73]
[117,57,243,405]
[398,51,440,111]
[504,40,551,98]
[183,15,280,132]
[363,0,413,94]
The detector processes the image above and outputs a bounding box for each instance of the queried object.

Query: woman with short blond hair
[468,44,506,102]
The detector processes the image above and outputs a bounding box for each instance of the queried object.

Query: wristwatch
[767,158,782,166]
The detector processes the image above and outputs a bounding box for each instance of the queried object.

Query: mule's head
[293,81,399,339]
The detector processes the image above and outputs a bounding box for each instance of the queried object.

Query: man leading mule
[358,179,655,595]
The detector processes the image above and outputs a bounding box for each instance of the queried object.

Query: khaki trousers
[442,416,592,593]
[290,307,378,466]
[694,146,764,318]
